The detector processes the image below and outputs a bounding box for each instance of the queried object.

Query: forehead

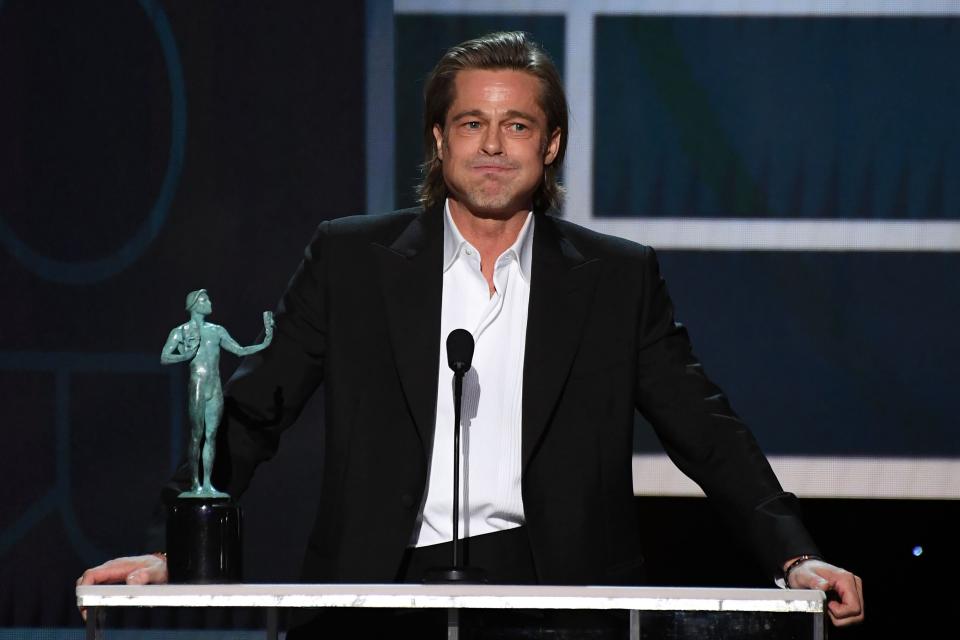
[448,69,545,119]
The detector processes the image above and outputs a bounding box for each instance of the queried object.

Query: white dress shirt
[413,201,534,547]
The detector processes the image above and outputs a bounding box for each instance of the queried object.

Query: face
[193,292,212,315]
[433,69,561,220]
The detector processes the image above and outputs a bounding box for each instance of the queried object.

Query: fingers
[77,555,168,586]
[827,573,865,627]
[76,575,89,622]
[127,557,169,585]
[76,555,169,621]
[785,560,864,626]
[126,568,152,585]
[795,562,864,626]
[76,559,138,623]
[77,560,138,586]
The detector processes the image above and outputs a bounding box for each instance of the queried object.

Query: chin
[461,191,528,218]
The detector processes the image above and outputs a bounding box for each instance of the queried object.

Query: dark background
[1,1,955,638]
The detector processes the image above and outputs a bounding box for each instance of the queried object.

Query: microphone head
[446,329,475,374]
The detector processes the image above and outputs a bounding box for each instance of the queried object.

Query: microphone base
[422,567,488,584]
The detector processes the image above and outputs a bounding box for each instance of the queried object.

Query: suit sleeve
[217,221,331,499]
[633,246,819,581]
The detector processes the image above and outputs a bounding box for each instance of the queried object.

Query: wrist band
[783,554,822,585]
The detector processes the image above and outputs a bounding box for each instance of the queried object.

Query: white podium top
[77,584,824,613]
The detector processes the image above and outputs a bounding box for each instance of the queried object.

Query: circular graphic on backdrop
[0,0,186,284]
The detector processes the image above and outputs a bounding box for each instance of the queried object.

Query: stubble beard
[448,161,541,219]
[458,181,521,218]
[441,134,539,219]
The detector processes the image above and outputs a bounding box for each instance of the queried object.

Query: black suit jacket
[216,205,818,585]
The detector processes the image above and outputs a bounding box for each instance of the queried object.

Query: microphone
[424,329,486,584]
[446,328,474,375]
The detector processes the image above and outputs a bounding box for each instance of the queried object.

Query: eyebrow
[450,109,540,123]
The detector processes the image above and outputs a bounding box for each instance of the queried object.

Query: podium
[77,583,827,639]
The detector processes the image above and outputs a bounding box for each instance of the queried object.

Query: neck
[447,199,530,260]
[190,311,205,326]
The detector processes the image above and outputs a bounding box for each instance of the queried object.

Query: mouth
[471,162,516,171]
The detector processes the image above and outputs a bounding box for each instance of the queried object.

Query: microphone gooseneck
[446,329,474,574]
[422,329,485,583]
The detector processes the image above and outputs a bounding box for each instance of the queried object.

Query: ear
[432,124,444,161]
[543,127,561,166]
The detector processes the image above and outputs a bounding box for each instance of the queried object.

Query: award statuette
[160,289,274,583]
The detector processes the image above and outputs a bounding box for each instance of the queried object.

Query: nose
[481,126,503,155]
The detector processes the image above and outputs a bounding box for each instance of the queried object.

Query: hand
[263,311,275,336]
[181,326,201,354]
[786,558,864,627]
[76,554,168,620]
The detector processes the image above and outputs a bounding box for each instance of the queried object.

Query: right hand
[76,554,168,620]
[182,334,201,354]
[181,325,201,354]
[263,311,275,339]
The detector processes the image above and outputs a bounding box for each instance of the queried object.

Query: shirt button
[464,248,473,256]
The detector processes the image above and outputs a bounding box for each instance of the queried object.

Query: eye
[509,123,528,132]
[464,121,481,129]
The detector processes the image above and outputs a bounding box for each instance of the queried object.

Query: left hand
[786,558,864,627]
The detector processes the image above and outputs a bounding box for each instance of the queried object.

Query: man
[79,31,863,632]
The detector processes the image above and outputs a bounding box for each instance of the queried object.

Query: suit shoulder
[322,208,422,240]
[299,208,425,257]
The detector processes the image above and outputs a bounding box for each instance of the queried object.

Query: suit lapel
[373,208,601,467]
[522,215,601,470]
[373,207,444,455]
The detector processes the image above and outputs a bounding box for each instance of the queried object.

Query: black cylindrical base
[166,498,242,584]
